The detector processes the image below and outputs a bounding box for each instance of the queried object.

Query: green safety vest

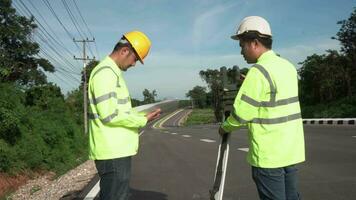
[222,50,305,168]
[88,56,147,160]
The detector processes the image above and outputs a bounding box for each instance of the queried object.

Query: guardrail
[303,118,356,125]
[135,99,179,113]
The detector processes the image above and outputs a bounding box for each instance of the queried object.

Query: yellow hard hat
[123,31,151,64]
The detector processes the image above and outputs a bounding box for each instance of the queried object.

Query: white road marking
[178,110,193,126]
[139,130,144,136]
[200,139,216,143]
[238,148,249,152]
[182,135,191,138]
[352,136,356,138]
[85,181,100,199]
[152,109,184,129]
[171,133,178,135]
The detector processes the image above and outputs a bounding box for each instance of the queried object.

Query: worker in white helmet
[220,16,305,200]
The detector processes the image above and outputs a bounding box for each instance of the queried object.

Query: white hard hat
[231,16,272,40]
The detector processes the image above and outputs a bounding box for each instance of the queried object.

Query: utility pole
[74,38,95,134]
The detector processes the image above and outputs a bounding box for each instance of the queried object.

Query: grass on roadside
[184,108,216,126]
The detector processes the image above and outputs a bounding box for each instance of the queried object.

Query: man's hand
[219,126,228,136]
[146,108,161,122]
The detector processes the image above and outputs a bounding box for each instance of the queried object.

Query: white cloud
[192,2,244,48]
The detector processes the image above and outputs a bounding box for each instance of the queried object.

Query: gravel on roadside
[10,160,97,200]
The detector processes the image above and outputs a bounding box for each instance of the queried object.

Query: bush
[301,95,356,118]
[0,83,87,175]
[178,100,191,108]
[184,109,216,126]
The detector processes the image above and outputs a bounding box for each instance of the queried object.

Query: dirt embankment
[0,173,30,197]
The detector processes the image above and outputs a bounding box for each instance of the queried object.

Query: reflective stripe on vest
[89,92,130,105]
[232,111,301,124]
[91,66,121,87]
[88,109,118,123]
[88,110,131,123]
[88,65,130,123]
[234,64,301,124]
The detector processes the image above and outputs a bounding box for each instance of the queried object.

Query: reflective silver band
[232,111,249,124]
[92,66,113,78]
[88,109,118,123]
[89,93,130,105]
[117,97,130,104]
[91,66,120,87]
[102,109,118,123]
[241,95,299,107]
[253,64,276,102]
[89,92,117,105]
[232,111,301,125]
[251,112,301,124]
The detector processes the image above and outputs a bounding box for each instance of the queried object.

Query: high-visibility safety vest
[221,50,305,168]
[88,56,147,160]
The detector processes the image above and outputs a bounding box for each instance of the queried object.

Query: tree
[131,98,142,107]
[299,50,351,105]
[0,0,54,86]
[299,8,356,105]
[186,86,207,108]
[199,69,222,120]
[332,7,356,96]
[333,8,356,59]
[142,89,157,104]
[199,67,247,121]
[82,60,99,87]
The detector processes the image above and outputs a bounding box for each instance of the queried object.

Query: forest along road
[81,108,356,200]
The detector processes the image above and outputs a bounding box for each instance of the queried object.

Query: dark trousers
[252,165,301,200]
[95,156,132,200]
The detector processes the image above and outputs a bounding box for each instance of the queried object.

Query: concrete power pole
[74,38,95,134]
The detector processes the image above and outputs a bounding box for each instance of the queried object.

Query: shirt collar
[106,56,122,76]
[257,50,275,62]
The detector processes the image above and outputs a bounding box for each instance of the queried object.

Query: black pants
[95,157,132,200]
[252,165,301,200]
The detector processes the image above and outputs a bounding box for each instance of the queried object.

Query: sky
[13,0,355,100]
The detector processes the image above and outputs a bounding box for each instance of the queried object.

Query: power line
[72,0,94,38]
[38,45,80,76]
[38,51,81,88]
[35,29,79,72]
[16,0,79,72]
[42,0,82,52]
[72,0,100,59]
[62,0,96,58]
[13,1,81,89]
[14,1,79,71]
[11,0,102,114]
[26,0,81,64]
[61,0,85,40]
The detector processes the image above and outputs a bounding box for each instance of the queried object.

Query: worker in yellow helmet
[88,30,161,200]
[220,16,305,199]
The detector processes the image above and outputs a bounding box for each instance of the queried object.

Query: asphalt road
[129,109,356,200]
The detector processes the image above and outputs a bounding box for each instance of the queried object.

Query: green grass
[184,108,216,126]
